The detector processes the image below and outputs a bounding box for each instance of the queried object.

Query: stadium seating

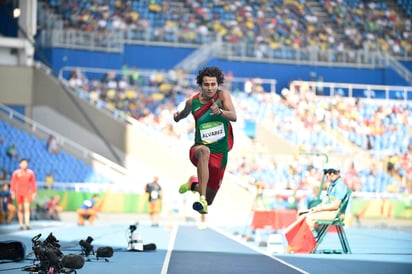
[61,66,410,194]
[31,1,412,194]
[38,0,412,57]
[0,120,110,184]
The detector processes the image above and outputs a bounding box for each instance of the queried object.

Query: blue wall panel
[124,45,194,70]
[39,46,195,76]
[0,2,18,37]
[384,67,410,86]
[401,61,412,72]
[49,48,122,75]
[38,46,411,92]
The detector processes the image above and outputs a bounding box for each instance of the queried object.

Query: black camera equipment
[0,240,26,262]
[95,246,114,262]
[79,236,94,257]
[129,224,137,233]
[23,233,84,274]
[61,254,85,270]
[79,236,113,262]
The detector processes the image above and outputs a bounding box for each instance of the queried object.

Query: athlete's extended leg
[191,145,210,214]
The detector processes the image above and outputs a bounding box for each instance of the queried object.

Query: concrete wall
[0,66,33,106]
[32,67,127,158]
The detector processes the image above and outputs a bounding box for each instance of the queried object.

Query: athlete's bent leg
[193,145,210,198]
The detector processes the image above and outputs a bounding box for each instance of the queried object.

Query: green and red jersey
[191,90,234,154]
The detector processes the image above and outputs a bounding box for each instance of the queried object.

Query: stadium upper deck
[38,0,412,58]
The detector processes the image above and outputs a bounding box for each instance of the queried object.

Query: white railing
[58,66,277,94]
[289,80,412,102]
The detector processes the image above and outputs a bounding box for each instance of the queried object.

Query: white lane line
[161,224,178,274]
[211,225,309,274]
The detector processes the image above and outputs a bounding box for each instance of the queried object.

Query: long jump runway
[1,217,412,274]
[166,225,304,274]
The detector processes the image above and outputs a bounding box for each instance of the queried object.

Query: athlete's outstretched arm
[173,98,192,122]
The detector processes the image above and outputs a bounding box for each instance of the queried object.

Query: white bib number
[200,122,225,144]
[151,191,159,200]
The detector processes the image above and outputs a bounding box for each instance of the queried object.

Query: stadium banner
[35,190,150,213]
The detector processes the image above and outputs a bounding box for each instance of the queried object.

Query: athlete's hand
[173,111,180,122]
[210,99,221,115]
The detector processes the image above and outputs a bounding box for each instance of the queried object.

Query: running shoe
[192,195,208,214]
[178,180,196,194]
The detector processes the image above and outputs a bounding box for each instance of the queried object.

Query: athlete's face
[201,76,219,100]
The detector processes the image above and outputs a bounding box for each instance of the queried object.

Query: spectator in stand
[129,67,141,86]
[68,68,88,90]
[0,168,7,181]
[400,143,412,191]
[45,173,55,190]
[6,143,19,159]
[46,134,59,154]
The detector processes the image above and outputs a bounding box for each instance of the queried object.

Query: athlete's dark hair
[196,66,225,86]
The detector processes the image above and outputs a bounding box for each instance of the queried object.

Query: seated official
[284,165,348,253]
[303,166,348,231]
[77,194,99,226]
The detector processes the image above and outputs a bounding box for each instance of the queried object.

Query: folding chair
[311,190,352,254]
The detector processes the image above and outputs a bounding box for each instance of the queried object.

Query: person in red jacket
[10,158,37,230]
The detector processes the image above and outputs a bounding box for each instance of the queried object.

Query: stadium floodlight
[13,8,21,18]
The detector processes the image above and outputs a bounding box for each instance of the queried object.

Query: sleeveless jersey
[191,90,234,153]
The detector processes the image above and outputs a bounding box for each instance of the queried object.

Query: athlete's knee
[195,146,210,160]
